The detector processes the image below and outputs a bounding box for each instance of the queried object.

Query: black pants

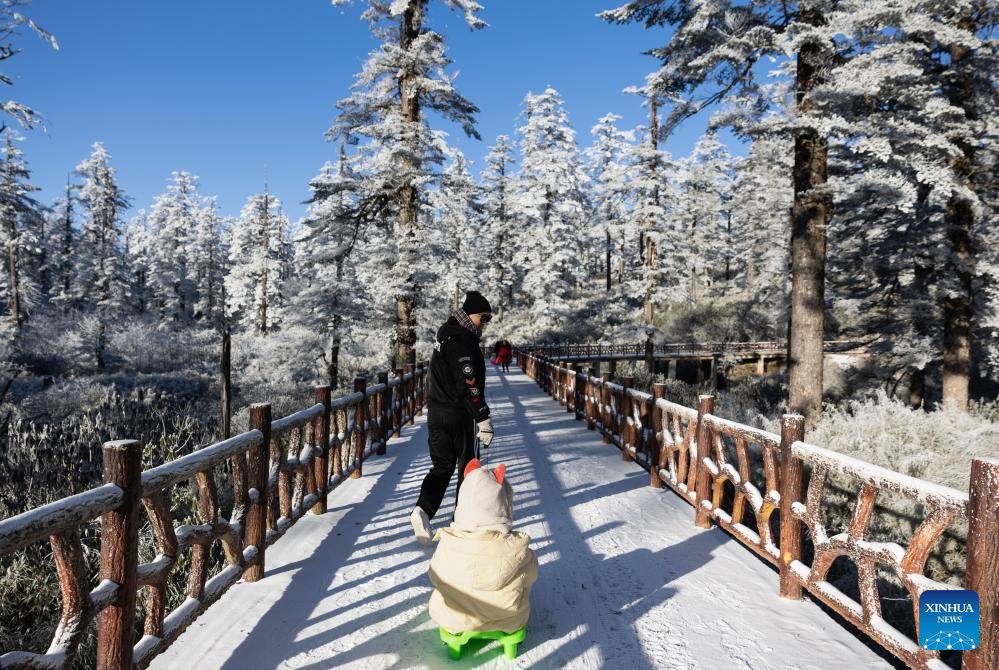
[416,407,476,519]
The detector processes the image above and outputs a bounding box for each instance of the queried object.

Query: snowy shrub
[656,298,781,344]
[108,320,216,374]
[805,392,999,492]
[230,327,322,417]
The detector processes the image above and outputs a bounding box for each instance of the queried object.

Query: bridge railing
[524,339,869,361]
[519,348,997,670]
[0,363,428,670]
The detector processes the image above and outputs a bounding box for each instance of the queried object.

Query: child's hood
[453,459,513,533]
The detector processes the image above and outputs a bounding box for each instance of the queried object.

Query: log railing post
[650,383,665,488]
[600,373,612,444]
[405,363,416,425]
[693,394,715,528]
[377,371,389,455]
[620,377,634,461]
[963,457,999,670]
[352,377,367,478]
[416,361,426,415]
[571,365,582,417]
[585,367,597,430]
[311,387,331,515]
[245,403,271,582]
[778,413,806,599]
[96,439,142,670]
[394,367,404,434]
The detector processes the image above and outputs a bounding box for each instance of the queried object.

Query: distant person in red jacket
[497,340,512,372]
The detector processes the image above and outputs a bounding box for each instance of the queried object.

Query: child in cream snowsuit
[428,458,538,634]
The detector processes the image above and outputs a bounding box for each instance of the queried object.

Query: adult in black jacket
[411,291,494,545]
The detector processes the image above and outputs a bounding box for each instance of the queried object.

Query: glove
[477,418,494,448]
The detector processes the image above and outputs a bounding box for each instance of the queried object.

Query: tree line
[0,0,995,429]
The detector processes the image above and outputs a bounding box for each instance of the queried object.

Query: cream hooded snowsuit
[428,462,538,634]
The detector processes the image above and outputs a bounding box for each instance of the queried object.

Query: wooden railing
[519,349,997,670]
[526,339,869,360]
[0,363,429,670]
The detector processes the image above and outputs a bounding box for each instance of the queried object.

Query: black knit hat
[461,291,492,315]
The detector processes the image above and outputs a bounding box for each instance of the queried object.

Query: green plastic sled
[438,626,526,660]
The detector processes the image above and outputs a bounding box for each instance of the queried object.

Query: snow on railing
[523,339,869,364]
[518,347,998,670]
[0,362,429,670]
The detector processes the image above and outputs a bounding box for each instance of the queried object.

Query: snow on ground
[150,369,892,670]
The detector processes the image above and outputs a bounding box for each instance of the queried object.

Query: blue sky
[7,1,734,223]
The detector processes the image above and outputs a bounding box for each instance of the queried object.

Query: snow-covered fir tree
[289,147,367,386]
[0,2,57,131]
[47,179,76,312]
[0,133,39,334]
[514,87,590,334]
[731,133,791,318]
[330,0,484,367]
[428,148,482,313]
[225,189,290,334]
[123,210,152,315]
[602,0,839,427]
[585,113,632,295]
[75,142,129,368]
[190,196,226,325]
[619,94,675,323]
[674,133,734,304]
[479,134,518,320]
[818,0,999,410]
[146,171,201,323]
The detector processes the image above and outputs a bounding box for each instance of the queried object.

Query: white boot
[410,507,432,546]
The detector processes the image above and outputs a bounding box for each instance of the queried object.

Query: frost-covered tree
[585,113,632,294]
[0,1,57,132]
[330,0,484,367]
[818,0,999,410]
[603,0,839,427]
[147,171,200,323]
[190,196,226,325]
[0,132,38,333]
[732,133,791,313]
[515,87,590,333]
[480,134,517,319]
[619,97,675,322]
[226,189,289,334]
[123,210,151,314]
[429,148,481,312]
[47,179,75,312]
[290,147,366,386]
[674,134,734,304]
[75,142,129,367]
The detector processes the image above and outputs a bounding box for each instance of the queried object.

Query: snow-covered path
[151,369,891,670]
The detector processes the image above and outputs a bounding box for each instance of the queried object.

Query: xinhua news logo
[919,590,979,651]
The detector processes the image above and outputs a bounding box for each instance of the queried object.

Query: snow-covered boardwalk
[151,369,890,669]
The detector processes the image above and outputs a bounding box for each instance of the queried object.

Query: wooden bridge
[526,340,870,385]
[0,350,995,670]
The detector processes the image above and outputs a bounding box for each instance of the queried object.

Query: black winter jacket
[427,316,490,422]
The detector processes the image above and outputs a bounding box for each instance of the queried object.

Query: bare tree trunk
[787,9,831,430]
[941,28,976,412]
[393,0,426,369]
[329,341,339,390]
[605,228,612,292]
[3,138,20,332]
[258,189,270,334]
[6,228,19,331]
[61,181,73,311]
[220,329,232,439]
